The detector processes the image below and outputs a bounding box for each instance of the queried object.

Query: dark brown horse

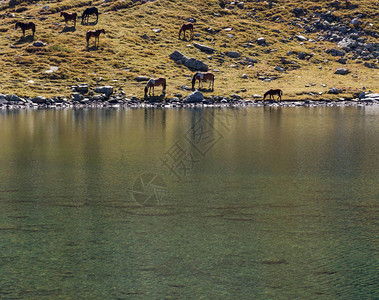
[82,7,99,24]
[144,78,166,97]
[86,29,105,47]
[15,22,35,36]
[263,89,283,101]
[61,11,77,27]
[179,23,194,40]
[191,72,214,90]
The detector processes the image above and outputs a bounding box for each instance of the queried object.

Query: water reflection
[0,107,377,298]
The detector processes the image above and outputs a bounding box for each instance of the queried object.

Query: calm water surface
[0,107,378,299]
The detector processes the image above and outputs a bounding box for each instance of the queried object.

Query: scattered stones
[334,68,350,75]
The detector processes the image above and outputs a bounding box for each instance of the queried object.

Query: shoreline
[1,96,378,110]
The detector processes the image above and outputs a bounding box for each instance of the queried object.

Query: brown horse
[15,22,35,36]
[191,72,214,90]
[144,78,167,97]
[61,12,77,27]
[263,89,283,101]
[86,29,105,47]
[179,23,194,40]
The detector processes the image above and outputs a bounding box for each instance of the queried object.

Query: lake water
[0,106,378,299]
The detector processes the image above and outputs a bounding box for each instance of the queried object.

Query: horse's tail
[191,73,198,89]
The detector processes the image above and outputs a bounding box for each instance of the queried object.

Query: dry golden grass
[0,0,377,99]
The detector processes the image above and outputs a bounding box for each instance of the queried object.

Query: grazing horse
[144,78,167,97]
[191,72,214,90]
[179,23,194,40]
[61,12,77,27]
[86,29,105,47]
[263,89,283,101]
[82,7,98,24]
[15,22,35,36]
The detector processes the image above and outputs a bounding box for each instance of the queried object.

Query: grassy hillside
[0,0,378,99]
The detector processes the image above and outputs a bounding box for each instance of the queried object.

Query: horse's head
[101,29,105,34]
[60,12,64,17]
[191,73,199,90]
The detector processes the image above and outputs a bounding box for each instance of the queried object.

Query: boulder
[31,96,47,104]
[193,43,215,54]
[334,68,350,75]
[135,76,150,82]
[76,83,89,94]
[183,91,204,103]
[169,51,189,63]
[257,37,266,45]
[184,58,208,71]
[328,87,342,94]
[32,41,46,47]
[226,51,241,58]
[95,86,114,97]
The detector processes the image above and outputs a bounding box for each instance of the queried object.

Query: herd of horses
[13,8,283,101]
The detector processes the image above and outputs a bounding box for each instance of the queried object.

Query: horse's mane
[191,72,199,86]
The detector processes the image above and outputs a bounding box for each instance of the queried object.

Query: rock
[242,74,248,79]
[193,43,215,54]
[31,96,47,104]
[298,52,306,60]
[135,76,150,82]
[76,83,89,94]
[334,68,350,75]
[72,93,82,101]
[253,94,262,99]
[152,28,161,33]
[257,37,266,45]
[328,87,342,94]
[358,92,365,99]
[351,18,359,27]
[275,66,285,72]
[183,91,204,103]
[95,86,114,97]
[32,41,46,47]
[10,94,21,102]
[237,2,244,9]
[169,51,189,64]
[184,58,208,71]
[226,51,241,58]
[337,58,347,64]
[293,7,306,17]
[174,93,182,98]
[295,35,307,42]
[92,94,105,101]
[328,48,345,56]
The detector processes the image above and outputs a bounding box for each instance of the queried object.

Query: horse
[86,29,105,47]
[60,11,77,27]
[263,89,283,101]
[179,23,194,40]
[191,72,214,90]
[82,7,98,24]
[15,22,35,36]
[144,78,166,97]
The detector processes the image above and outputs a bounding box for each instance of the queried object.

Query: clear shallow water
[0,107,377,299]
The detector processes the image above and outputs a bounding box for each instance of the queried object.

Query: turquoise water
[0,107,378,299]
